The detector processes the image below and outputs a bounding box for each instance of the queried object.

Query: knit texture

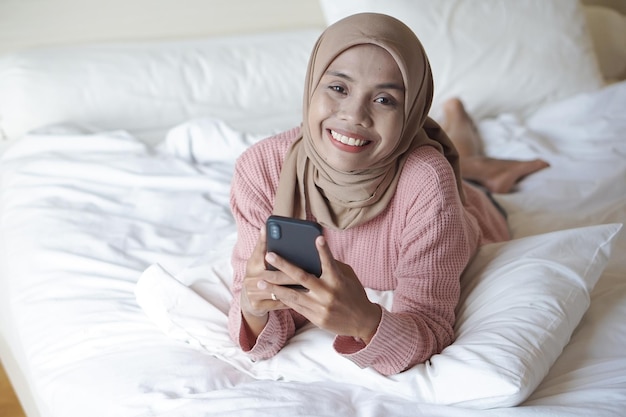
[228,128,510,375]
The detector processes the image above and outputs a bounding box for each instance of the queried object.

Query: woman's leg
[442,98,549,194]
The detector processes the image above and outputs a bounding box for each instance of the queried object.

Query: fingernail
[265,252,276,263]
[257,280,267,290]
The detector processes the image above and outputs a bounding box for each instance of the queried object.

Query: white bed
[1,1,626,416]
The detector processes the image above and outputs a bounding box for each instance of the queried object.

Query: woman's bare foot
[441,98,483,157]
[442,98,549,193]
[462,157,551,194]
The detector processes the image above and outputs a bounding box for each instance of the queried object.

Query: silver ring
[271,292,277,301]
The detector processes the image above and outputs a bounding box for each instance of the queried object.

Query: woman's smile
[329,129,372,150]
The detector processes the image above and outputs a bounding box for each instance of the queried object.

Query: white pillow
[584,5,626,81]
[137,223,621,409]
[0,30,319,143]
[319,0,605,121]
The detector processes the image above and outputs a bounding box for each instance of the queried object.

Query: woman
[228,13,548,376]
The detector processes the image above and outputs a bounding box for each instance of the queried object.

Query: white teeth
[330,130,368,147]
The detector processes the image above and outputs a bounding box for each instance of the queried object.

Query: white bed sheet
[0,81,625,416]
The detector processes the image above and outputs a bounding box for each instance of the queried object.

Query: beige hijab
[273,13,465,230]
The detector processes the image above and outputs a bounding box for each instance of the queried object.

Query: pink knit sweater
[228,127,510,375]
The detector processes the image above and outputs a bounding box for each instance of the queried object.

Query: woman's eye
[329,85,346,94]
[375,96,395,106]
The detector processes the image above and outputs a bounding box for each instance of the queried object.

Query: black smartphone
[265,216,323,288]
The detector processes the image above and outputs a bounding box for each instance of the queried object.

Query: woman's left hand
[265,236,382,343]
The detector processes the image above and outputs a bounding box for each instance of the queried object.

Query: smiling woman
[227,13,518,376]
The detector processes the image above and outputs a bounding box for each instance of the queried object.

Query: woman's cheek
[308,94,333,133]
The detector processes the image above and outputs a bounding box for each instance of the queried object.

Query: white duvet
[1,82,625,416]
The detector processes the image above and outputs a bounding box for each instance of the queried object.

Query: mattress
[0,79,625,416]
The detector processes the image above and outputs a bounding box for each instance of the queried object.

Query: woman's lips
[329,130,371,147]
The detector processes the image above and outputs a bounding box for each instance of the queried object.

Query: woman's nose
[339,97,372,127]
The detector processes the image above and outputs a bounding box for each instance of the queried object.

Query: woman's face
[308,44,405,173]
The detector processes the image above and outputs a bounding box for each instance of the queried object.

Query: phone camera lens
[269,223,281,240]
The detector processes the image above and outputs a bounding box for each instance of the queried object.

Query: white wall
[1,0,624,57]
[0,0,325,55]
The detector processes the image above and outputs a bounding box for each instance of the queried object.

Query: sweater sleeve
[333,151,476,375]
[227,130,309,361]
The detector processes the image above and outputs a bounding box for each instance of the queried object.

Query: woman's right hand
[239,226,289,339]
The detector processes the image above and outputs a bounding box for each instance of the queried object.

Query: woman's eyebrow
[324,70,405,92]
[325,70,353,82]
[377,82,405,92]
